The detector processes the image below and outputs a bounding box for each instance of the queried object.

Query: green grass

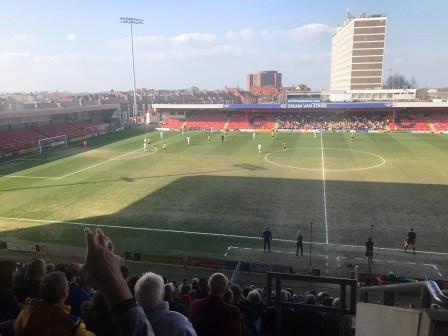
[0,128,447,258]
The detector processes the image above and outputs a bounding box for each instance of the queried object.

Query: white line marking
[2,216,448,256]
[0,174,60,180]
[55,147,144,179]
[0,145,158,180]
[264,148,386,172]
[111,147,158,161]
[224,246,232,257]
[320,133,329,244]
[0,134,172,180]
[424,263,440,272]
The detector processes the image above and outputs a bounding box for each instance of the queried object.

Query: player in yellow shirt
[162,143,167,153]
[282,142,287,151]
[271,129,275,139]
[208,135,211,143]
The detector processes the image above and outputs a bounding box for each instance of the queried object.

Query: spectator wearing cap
[191,272,241,336]
[135,272,196,336]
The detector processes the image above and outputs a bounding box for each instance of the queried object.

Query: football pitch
[0,128,447,267]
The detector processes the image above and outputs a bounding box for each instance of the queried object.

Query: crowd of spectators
[277,114,388,131]
[0,229,351,336]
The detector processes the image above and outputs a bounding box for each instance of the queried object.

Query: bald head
[208,273,228,297]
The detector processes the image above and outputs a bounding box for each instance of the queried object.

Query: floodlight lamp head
[120,17,144,24]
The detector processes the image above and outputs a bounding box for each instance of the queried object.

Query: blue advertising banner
[223,102,393,109]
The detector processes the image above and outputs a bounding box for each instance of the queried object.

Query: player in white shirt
[253,132,256,140]
[143,141,148,152]
[313,130,317,138]
[258,143,262,154]
[160,131,163,140]
[187,136,190,145]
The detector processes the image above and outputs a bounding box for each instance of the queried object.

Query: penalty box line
[225,246,443,277]
[1,216,448,256]
[0,134,179,180]
[0,148,144,181]
[0,135,169,180]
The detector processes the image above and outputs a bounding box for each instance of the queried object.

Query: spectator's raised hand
[84,228,132,308]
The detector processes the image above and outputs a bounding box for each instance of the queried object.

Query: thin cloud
[108,31,246,60]
[287,23,334,41]
[66,33,76,41]
[225,23,334,41]
[109,32,218,49]
[12,34,35,42]
[172,32,217,44]
[139,45,250,61]
[225,28,256,40]
[0,51,30,59]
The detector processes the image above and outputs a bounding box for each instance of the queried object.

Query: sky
[0,0,447,93]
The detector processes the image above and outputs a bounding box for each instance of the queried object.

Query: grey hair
[247,290,262,304]
[208,272,229,296]
[135,272,165,310]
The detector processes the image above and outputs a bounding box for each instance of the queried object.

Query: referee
[262,227,272,253]
[296,231,303,256]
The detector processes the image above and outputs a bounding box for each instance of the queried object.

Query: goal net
[38,135,68,154]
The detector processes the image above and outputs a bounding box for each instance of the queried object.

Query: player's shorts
[405,239,415,247]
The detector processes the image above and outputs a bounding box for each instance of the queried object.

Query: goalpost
[38,135,68,154]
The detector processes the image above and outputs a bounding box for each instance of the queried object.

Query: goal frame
[38,135,68,154]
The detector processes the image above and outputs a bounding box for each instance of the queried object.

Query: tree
[383,73,417,89]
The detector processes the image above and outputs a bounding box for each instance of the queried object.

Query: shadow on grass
[1,175,448,257]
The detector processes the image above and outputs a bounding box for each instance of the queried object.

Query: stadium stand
[155,110,448,132]
[390,112,448,131]
[394,114,431,131]
[0,259,354,336]
[37,123,85,139]
[159,118,185,129]
[227,114,249,129]
[2,252,447,335]
[185,113,226,129]
[432,113,448,131]
[0,128,42,154]
[71,121,110,134]
[0,121,110,156]
[277,113,388,131]
[249,114,275,129]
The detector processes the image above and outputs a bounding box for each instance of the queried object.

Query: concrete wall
[356,302,426,336]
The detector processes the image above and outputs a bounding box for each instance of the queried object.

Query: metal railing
[360,280,448,308]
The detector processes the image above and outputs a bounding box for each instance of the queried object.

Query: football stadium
[1,4,448,336]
